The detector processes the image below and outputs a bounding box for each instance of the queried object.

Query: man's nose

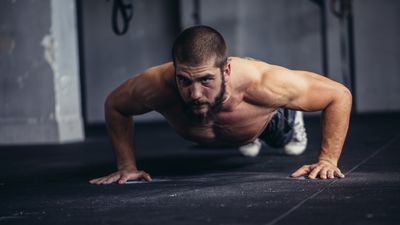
[190,83,202,100]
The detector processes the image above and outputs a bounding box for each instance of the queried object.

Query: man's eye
[201,78,213,84]
[178,77,191,86]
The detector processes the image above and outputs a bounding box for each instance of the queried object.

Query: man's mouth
[192,104,208,109]
[190,101,210,111]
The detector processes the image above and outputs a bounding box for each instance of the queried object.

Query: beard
[183,75,226,124]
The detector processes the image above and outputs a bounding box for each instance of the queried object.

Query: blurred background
[1,0,399,144]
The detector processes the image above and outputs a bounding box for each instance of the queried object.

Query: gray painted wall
[0,0,59,142]
[236,0,323,73]
[0,0,84,144]
[185,0,325,117]
[81,0,179,123]
[1,0,399,143]
[177,0,400,115]
[353,0,400,112]
[83,0,324,123]
[83,0,400,123]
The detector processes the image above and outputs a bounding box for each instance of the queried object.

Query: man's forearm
[319,89,352,166]
[105,103,137,170]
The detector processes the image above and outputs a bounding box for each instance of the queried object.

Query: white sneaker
[284,111,308,155]
[238,138,262,157]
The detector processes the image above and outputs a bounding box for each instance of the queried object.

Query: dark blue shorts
[258,108,296,148]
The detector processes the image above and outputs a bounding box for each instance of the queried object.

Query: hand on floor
[89,168,152,185]
[291,160,345,179]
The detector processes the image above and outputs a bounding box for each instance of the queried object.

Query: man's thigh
[259,108,296,148]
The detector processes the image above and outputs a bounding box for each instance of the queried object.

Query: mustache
[190,100,210,106]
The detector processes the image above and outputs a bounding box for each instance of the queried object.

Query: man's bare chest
[161,103,275,146]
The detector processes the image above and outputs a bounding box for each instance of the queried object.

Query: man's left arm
[291,76,352,179]
[263,67,352,179]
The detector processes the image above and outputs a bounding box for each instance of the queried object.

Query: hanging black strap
[109,0,134,35]
[331,0,350,86]
[331,0,356,112]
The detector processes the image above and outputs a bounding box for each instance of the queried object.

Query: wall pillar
[0,0,84,144]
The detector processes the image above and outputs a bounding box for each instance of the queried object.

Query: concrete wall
[236,0,323,73]
[181,0,323,119]
[353,0,400,112]
[0,0,84,144]
[182,0,323,73]
[1,0,399,144]
[80,0,179,123]
[0,0,53,126]
[83,0,400,124]
[180,0,400,114]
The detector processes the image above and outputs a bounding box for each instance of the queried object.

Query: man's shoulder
[231,56,273,80]
[231,56,270,67]
[131,62,175,90]
[230,56,274,86]
[139,62,174,81]
[236,59,293,107]
[132,62,179,110]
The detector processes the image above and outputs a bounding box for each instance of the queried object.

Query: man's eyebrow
[200,74,214,78]
[195,74,215,79]
[176,74,190,79]
[176,74,195,85]
[176,73,214,79]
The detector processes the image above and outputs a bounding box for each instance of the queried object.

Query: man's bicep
[284,70,345,112]
[105,75,153,117]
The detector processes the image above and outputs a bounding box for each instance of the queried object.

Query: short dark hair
[172,25,227,69]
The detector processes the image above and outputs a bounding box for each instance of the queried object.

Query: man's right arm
[89,74,154,185]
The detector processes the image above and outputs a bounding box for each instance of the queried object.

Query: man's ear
[223,62,231,79]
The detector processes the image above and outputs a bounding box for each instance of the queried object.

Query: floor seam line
[264,180,338,225]
[344,133,400,176]
[265,133,400,225]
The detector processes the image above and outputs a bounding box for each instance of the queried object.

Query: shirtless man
[89,25,352,185]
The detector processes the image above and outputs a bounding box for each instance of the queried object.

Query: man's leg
[283,111,308,155]
[259,108,307,155]
[261,108,295,148]
[238,108,307,157]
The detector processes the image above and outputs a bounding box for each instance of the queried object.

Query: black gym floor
[1,113,399,225]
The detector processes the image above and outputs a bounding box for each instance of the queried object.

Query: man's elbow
[104,93,115,112]
[104,92,125,119]
[338,86,353,112]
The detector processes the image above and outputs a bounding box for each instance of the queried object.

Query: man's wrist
[117,161,137,171]
[318,157,338,166]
